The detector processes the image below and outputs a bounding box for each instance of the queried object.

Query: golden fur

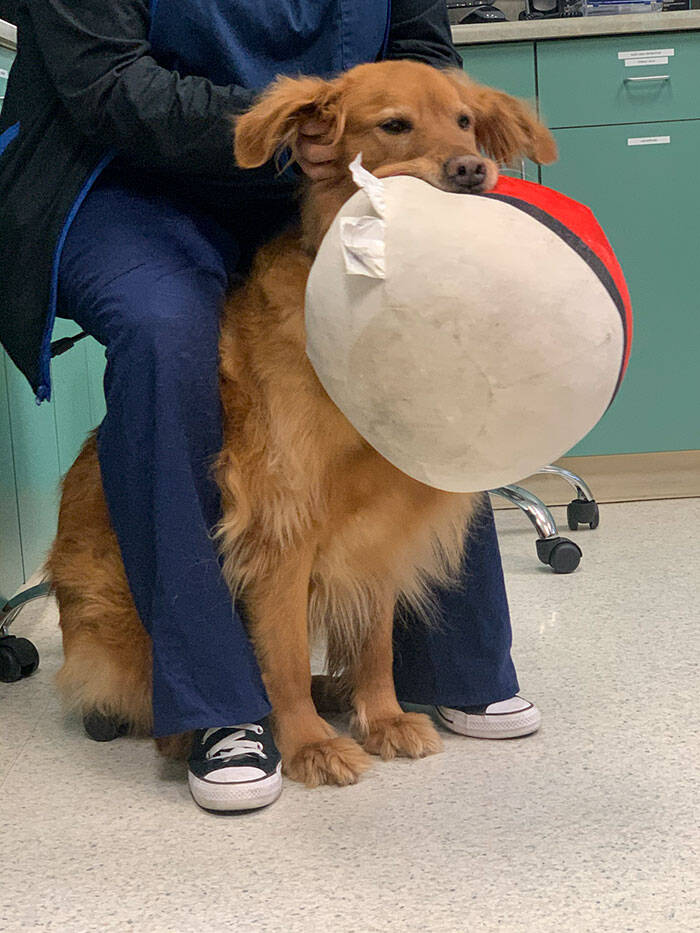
[47,61,556,786]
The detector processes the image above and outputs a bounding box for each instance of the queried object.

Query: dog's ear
[234,75,346,169]
[448,71,557,166]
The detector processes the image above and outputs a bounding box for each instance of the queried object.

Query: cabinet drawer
[0,46,14,113]
[537,32,700,129]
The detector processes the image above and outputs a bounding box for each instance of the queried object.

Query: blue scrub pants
[57,167,519,737]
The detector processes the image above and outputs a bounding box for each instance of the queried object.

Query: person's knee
[110,278,223,373]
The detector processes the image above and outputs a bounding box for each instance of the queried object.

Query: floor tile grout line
[0,685,55,794]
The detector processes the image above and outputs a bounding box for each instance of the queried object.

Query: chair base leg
[536,465,600,531]
[490,485,582,574]
[0,581,50,682]
[1,581,52,637]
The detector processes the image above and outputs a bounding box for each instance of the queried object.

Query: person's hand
[297,119,339,180]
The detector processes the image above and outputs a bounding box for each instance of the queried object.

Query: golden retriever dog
[47,60,556,787]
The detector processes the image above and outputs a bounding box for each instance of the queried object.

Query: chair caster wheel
[0,635,40,682]
[567,498,599,531]
[83,710,129,742]
[536,536,582,574]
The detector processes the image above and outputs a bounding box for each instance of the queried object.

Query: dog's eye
[379,118,413,135]
[458,115,472,130]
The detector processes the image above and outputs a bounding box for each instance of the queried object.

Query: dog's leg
[246,546,371,787]
[351,593,442,760]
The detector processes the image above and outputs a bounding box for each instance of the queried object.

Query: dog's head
[235,60,557,245]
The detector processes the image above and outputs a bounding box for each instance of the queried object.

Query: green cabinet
[537,31,700,455]
[542,120,700,455]
[0,324,106,600]
[537,33,700,129]
[456,32,700,456]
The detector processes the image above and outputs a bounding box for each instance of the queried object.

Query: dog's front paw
[284,736,371,787]
[362,711,442,760]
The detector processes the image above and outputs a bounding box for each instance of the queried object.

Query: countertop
[0,19,15,50]
[451,9,700,44]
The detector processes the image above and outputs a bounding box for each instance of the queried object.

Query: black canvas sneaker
[435,696,541,739]
[188,719,282,812]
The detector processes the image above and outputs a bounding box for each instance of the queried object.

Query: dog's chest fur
[214,230,476,669]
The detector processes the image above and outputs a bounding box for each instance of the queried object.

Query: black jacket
[0,0,461,400]
[0,2,17,24]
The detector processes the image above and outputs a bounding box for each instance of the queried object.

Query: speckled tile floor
[1,498,699,933]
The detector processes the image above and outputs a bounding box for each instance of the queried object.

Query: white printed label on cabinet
[627,136,671,147]
[625,57,669,67]
[618,49,675,60]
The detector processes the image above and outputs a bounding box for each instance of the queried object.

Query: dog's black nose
[444,156,487,191]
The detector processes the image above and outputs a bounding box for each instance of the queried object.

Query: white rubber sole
[435,703,542,739]
[188,762,283,812]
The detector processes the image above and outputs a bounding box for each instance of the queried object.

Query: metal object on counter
[520,0,584,19]
[447,1,508,24]
[585,0,663,14]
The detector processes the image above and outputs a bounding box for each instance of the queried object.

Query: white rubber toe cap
[188,761,283,812]
[436,696,542,739]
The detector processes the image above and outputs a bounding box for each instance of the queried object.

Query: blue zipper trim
[35,149,116,405]
[0,121,20,157]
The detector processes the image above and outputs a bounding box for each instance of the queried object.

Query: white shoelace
[204,724,267,762]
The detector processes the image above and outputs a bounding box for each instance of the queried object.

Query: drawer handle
[623,75,670,83]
